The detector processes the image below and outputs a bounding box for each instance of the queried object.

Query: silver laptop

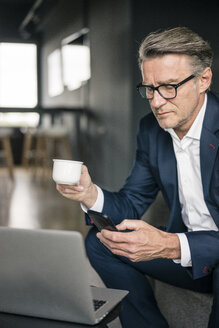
[0,227,128,325]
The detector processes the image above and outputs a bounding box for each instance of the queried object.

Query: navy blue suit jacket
[99,91,219,280]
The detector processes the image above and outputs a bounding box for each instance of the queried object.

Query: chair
[21,128,37,169]
[0,128,14,181]
[34,126,72,170]
[22,126,72,180]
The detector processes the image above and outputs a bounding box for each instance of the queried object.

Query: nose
[150,90,167,108]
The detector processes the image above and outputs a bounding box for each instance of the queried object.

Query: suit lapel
[200,129,219,198]
[157,130,177,192]
[157,130,185,231]
[200,92,219,222]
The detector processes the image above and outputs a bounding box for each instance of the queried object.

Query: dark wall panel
[88,0,132,189]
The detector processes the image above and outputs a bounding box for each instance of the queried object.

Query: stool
[0,129,14,181]
[21,128,37,169]
[35,129,72,166]
[22,127,72,179]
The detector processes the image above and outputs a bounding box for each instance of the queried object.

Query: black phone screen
[87,210,118,232]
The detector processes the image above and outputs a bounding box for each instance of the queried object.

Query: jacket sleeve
[102,117,160,224]
[185,230,219,279]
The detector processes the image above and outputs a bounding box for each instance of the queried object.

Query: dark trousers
[85,227,219,328]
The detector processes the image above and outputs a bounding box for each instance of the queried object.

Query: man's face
[141,54,206,138]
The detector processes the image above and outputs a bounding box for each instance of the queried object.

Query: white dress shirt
[82,94,218,267]
[165,94,218,266]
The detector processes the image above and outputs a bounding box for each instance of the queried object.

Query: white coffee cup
[52,159,83,185]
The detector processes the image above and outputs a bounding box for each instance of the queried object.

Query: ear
[199,67,212,93]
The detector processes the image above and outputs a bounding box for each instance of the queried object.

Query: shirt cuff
[80,185,104,213]
[173,233,192,267]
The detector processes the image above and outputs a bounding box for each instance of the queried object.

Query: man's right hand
[56,165,98,209]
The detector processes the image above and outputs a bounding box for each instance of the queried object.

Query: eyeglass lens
[139,85,176,100]
[138,74,195,100]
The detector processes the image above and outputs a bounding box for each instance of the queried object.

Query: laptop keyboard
[93,299,106,311]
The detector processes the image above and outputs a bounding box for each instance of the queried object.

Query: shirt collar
[165,93,207,142]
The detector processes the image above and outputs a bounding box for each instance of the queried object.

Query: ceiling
[0,0,34,3]
[0,0,55,40]
[0,0,36,34]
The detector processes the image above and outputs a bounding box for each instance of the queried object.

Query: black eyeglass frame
[136,74,195,100]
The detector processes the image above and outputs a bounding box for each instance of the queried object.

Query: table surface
[0,303,122,328]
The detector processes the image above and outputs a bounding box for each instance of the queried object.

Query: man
[57,27,219,327]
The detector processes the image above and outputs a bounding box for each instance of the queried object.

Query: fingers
[56,183,84,194]
[56,183,86,202]
[96,231,131,251]
[81,164,88,175]
[97,229,135,244]
[96,230,141,262]
[116,219,147,231]
[96,220,148,246]
[80,165,91,183]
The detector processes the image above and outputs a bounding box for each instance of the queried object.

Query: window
[0,42,37,108]
[0,112,39,128]
[62,44,90,91]
[61,28,91,92]
[47,49,63,97]
[47,28,91,97]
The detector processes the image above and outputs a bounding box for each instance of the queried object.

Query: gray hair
[138,27,213,76]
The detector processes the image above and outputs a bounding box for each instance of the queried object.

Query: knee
[85,227,113,268]
[85,227,99,253]
[85,227,105,262]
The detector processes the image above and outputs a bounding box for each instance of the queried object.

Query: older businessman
[57,27,219,328]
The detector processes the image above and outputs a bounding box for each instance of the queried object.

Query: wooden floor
[0,166,90,237]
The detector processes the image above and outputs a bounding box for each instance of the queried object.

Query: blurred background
[0,0,218,234]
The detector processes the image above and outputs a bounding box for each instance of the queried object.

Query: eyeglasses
[136,74,195,100]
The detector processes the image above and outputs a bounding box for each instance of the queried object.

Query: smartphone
[87,210,118,232]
